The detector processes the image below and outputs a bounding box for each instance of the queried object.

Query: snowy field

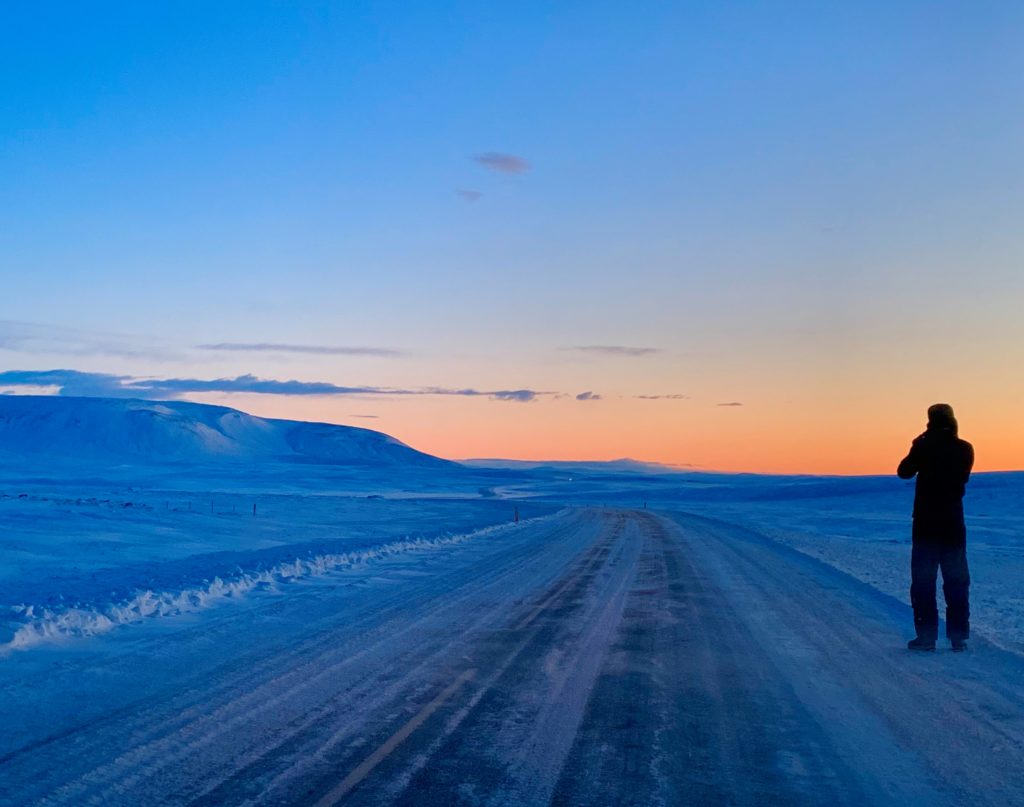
[0,461,550,652]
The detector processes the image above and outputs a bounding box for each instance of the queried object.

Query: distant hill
[0,395,452,468]
[462,457,688,475]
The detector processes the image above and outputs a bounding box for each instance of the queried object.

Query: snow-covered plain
[0,466,554,652]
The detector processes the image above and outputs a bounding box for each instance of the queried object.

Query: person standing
[898,403,975,652]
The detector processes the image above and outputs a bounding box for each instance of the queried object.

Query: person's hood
[926,403,958,436]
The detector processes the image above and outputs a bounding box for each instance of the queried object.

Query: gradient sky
[2,2,1022,473]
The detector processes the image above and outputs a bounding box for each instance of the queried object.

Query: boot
[907,636,936,652]
[951,638,968,652]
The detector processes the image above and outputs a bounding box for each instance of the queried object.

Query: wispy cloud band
[196,342,404,357]
[0,370,550,403]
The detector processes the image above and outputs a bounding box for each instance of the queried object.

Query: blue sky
[2,2,1022,471]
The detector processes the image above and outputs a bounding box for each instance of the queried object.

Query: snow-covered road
[3,508,1024,806]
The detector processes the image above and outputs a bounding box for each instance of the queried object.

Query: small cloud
[576,391,602,401]
[474,152,529,174]
[457,189,483,203]
[487,389,539,403]
[351,414,379,419]
[196,343,403,357]
[635,394,688,400]
[717,401,744,407]
[570,345,661,358]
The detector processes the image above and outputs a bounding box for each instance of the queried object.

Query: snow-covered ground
[0,465,549,652]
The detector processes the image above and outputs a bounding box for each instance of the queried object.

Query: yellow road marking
[314,668,477,806]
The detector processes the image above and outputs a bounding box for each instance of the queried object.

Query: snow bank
[2,514,554,654]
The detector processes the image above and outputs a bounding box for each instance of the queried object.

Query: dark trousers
[910,543,970,641]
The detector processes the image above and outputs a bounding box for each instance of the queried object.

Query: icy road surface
[3,508,1024,806]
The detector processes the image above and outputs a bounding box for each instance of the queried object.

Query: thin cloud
[576,391,602,401]
[635,394,688,400]
[196,342,404,357]
[570,345,662,358]
[350,414,379,419]
[0,320,179,361]
[717,401,744,407]
[0,369,550,403]
[456,189,483,202]
[474,152,529,174]
[422,386,543,403]
[141,375,372,396]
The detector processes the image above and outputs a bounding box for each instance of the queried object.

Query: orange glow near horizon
[188,391,1023,476]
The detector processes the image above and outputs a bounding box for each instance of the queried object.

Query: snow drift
[2,515,556,653]
[0,395,451,467]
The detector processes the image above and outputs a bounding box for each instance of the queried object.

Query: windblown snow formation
[0,395,450,467]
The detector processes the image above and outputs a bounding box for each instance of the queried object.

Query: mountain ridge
[0,395,451,468]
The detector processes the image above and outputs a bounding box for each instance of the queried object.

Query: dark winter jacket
[897,426,974,545]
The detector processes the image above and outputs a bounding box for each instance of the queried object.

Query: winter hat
[927,403,957,431]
